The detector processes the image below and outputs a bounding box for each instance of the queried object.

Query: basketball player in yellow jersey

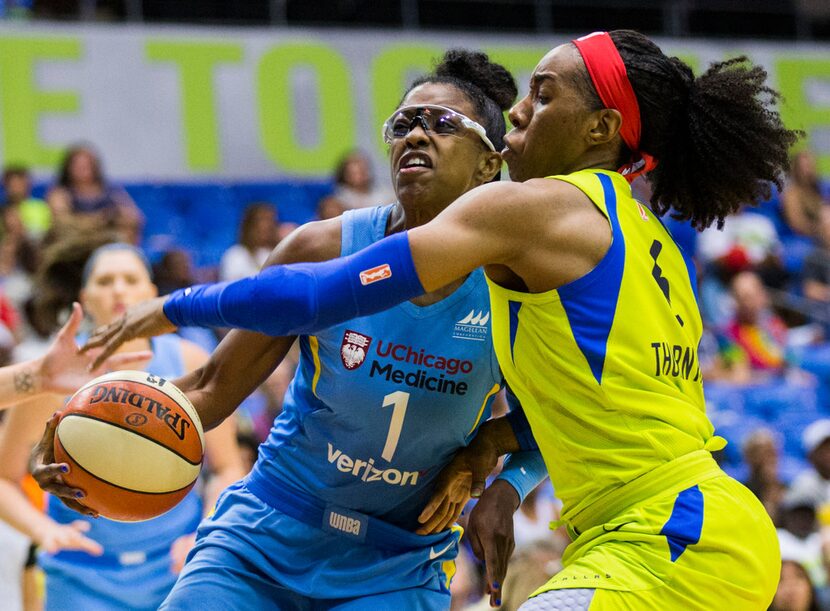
[83,30,799,610]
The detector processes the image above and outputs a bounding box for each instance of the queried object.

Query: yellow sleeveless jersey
[488,169,718,521]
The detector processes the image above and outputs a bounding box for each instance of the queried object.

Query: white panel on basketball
[58,416,199,493]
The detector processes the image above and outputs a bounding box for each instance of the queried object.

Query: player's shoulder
[265,216,343,266]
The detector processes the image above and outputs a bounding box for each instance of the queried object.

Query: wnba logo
[328,511,361,536]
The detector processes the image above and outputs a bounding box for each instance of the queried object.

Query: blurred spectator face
[80,249,156,326]
[793,150,818,185]
[164,250,194,286]
[250,208,277,247]
[68,149,99,186]
[782,505,818,540]
[731,271,768,324]
[3,172,30,204]
[816,207,830,248]
[317,195,346,220]
[743,430,778,473]
[772,560,815,611]
[810,438,830,479]
[341,153,372,191]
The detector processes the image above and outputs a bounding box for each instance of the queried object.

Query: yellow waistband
[561,449,724,535]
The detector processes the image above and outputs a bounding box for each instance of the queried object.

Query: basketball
[54,370,204,522]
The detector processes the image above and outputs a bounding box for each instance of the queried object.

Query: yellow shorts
[532,473,779,610]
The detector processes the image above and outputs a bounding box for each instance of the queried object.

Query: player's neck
[389,198,449,232]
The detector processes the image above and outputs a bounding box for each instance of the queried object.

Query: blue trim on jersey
[508,301,522,362]
[558,172,625,385]
[660,484,704,562]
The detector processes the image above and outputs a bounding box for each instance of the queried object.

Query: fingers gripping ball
[54,371,204,522]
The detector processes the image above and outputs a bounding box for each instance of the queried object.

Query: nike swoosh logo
[603,521,634,532]
[429,541,455,560]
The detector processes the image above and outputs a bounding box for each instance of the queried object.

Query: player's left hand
[416,436,499,535]
[81,296,176,370]
[169,533,197,573]
[466,479,520,607]
[40,302,152,395]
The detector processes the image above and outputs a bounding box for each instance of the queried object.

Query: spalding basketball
[54,370,204,522]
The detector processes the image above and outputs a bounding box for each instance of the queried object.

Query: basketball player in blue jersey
[88,31,801,609]
[38,51,545,609]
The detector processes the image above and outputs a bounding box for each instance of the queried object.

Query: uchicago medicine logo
[341,330,372,370]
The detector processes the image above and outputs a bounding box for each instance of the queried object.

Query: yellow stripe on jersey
[487,170,716,522]
[442,525,465,589]
[466,383,500,437]
[309,335,322,398]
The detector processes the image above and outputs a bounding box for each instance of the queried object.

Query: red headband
[572,31,657,182]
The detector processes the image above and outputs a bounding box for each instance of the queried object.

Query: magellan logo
[453,309,490,342]
[359,264,392,285]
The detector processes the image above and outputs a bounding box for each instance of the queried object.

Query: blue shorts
[160,480,459,610]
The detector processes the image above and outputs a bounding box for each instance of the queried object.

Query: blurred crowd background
[0,1,828,610]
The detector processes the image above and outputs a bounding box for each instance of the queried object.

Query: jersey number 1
[381,391,410,461]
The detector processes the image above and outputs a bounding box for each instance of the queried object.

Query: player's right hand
[81,296,176,371]
[416,435,499,535]
[466,479,520,608]
[35,519,104,556]
[31,413,99,518]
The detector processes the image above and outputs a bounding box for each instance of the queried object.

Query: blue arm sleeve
[496,384,546,502]
[163,231,425,336]
[496,451,549,504]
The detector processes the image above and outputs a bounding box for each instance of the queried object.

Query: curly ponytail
[609,30,801,230]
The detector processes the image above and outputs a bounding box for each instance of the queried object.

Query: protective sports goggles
[381,104,496,152]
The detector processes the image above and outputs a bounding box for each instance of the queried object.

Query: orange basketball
[54,371,204,522]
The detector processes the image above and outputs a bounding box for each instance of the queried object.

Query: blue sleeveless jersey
[42,334,202,611]
[256,204,502,529]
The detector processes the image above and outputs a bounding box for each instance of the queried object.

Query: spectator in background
[2,165,50,241]
[498,541,562,611]
[153,249,197,297]
[219,203,279,282]
[332,149,394,209]
[511,483,560,550]
[742,428,786,523]
[715,271,789,381]
[770,560,821,611]
[782,150,829,238]
[777,487,826,590]
[791,420,830,520]
[802,206,830,328]
[46,144,142,233]
[153,249,218,353]
[316,194,347,220]
[697,206,786,323]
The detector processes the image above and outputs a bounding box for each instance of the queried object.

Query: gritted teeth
[400,152,433,169]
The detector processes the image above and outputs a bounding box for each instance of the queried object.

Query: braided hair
[574,30,801,230]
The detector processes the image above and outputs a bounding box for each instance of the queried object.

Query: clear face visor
[381,104,496,152]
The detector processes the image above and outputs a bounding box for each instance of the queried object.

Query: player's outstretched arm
[83,180,535,370]
[0,303,151,411]
[0,400,103,555]
[169,218,343,430]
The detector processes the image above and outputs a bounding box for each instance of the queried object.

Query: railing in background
[8,0,829,40]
